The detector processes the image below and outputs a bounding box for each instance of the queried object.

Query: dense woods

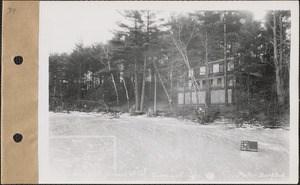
[49,10,290,127]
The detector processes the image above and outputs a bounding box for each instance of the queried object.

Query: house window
[202,80,206,86]
[200,66,206,75]
[236,77,240,83]
[208,66,213,74]
[219,64,224,72]
[228,62,234,71]
[209,79,213,85]
[217,78,222,86]
[193,68,199,77]
[228,77,233,86]
[213,64,219,73]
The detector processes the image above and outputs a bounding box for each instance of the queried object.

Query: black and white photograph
[38,1,299,183]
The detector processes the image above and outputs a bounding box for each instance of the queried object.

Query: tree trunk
[169,57,174,110]
[224,14,228,106]
[247,73,250,103]
[183,75,186,105]
[134,18,140,111]
[134,59,139,111]
[77,60,82,100]
[205,30,211,109]
[140,54,147,111]
[189,80,193,106]
[140,11,151,111]
[154,72,157,114]
[131,74,135,95]
[170,29,202,108]
[150,70,152,101]
[192,78,199,107]
[273,11,284,106]
[279,13,286,102]
[275,68,284,105]
[122,78,130,111]
[53,86,56,105]
[153,61,172,110]
[279,13,283,67]
[59,79,63,100]
[111,74,119,105]
[108,61,119,106]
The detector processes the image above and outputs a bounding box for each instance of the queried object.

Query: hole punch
[13,56,23,65]
[13,133,23,143]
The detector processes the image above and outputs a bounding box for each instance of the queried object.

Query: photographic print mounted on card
[1,0,299,184]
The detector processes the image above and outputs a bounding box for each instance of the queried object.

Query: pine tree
[116,10,145,111]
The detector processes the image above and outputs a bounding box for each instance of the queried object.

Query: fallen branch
[76,99,109,113]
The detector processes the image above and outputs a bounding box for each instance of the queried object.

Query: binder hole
[14,56,23,65]
[13,133,23,143]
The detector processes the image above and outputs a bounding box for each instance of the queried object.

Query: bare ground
[48,112,290,183]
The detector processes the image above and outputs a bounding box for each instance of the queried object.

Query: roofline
[193,57,236,68]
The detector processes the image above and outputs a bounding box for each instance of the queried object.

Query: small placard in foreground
[240,140,258,152]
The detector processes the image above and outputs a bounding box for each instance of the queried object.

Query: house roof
[192,57,235,68]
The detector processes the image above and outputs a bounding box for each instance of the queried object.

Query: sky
[40,1,284,54]
[40,2,123,54]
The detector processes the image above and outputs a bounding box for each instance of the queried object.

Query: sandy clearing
[48,112,289,183]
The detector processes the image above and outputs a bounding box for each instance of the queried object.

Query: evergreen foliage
[49,10,290,126]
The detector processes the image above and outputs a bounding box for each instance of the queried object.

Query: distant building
[177,58,260,106]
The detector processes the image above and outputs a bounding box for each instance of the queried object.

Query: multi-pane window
[217,78,222,86]
[193,68,199,77]
[228,77,233,86]
[209,79,213,85]
[213,64,219,73]
[200,66,206,75]
[188,68,194,77]
[228,62,234,71]
[202,80,206,86]
[219,64,224,72]
[208,66,213,74]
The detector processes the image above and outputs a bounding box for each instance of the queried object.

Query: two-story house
[177,57,260,106]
